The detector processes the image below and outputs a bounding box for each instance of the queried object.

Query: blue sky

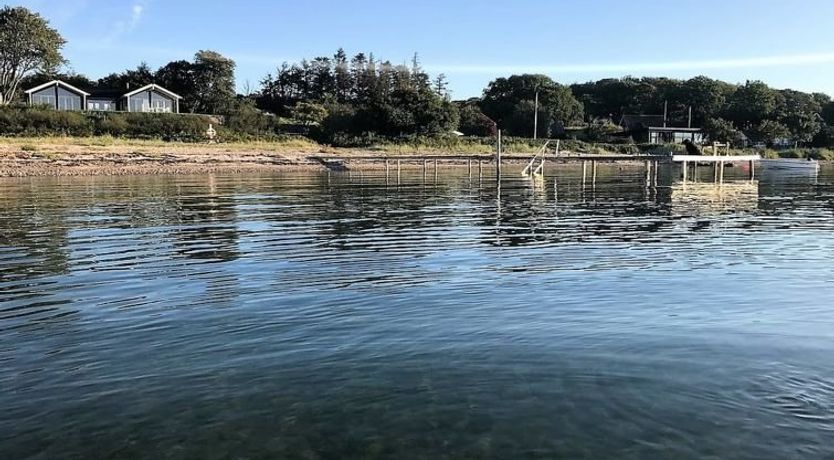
[12,0,834,98]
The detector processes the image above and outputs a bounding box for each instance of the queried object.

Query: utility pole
[688,106,693,128]
[533,90,539,140]
[663,100,668,128]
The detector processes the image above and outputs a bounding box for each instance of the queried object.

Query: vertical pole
[423,158,427,182]
[468,158,472,179]
[688,106,692,128]
[397,160,401,184]
[749,160,755,181]
[533,91,539,140]
[434,159,438,183]
[653,161,660,187]
[682,161,688,182]
[592,160,597,184]
[385,159,389,179]
[645,160,651,186]
[478,159,483,179]
[582,161,588,185]
[496,130,502,179]
[663,100,668,127]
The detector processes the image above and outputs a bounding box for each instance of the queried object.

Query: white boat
[758,158,820,173]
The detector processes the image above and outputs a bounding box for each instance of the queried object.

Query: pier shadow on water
[2,165,834,459]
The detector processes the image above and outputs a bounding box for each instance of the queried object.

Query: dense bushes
[0,106,217,141]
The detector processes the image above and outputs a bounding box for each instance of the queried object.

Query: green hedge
[0,106,219,141]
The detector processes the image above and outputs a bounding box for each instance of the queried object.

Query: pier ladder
[522,140,558,176]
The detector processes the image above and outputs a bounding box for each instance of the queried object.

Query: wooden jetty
[672,154,761,182]
[313,149,762,185]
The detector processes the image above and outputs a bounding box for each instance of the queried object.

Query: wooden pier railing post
[496,130,503,179]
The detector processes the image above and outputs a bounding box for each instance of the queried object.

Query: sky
[11,0,834,98]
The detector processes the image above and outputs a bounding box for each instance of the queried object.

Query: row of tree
[571,76,832,146]
[257,50,458,139]
[3,5,834,147]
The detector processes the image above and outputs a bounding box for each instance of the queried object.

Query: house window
[33,94,55,107]
[130,97,149,112]
[58,95,80,110]
[152,99,172,112]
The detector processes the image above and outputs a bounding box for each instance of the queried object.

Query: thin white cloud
[105,2,147,43]
[130,4,145,28]
[422,52,834,75]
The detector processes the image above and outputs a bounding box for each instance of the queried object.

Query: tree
[98,62,154,90]
[751,120,791,147]
[703,118,744,146]
[191,50,236,114]
[292,101,328,125]
[481,74,583,136]
[775,89,822,144]
[675,76,735,126]
[724,80,778,128]
[0,6,65,104]
[458,103,497,137]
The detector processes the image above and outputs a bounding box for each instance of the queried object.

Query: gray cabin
[24,80,89,111]
[25,80,182,114]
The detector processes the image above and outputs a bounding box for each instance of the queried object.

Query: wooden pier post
[749,160,755,180]
[682,160,688,182]
[582,161,588,185]
[652,161,660,187]
[423,158,427,182]
[592,160,598,184]
[478,160,483,179]
[645,160,651,186]
[434,159,438,183]
[397,160,401,184]
[496,130,503,179]
[468,158,472,179]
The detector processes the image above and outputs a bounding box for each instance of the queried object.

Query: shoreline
[1,138,828,178]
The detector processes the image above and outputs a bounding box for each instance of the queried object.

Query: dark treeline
[249,48,834,148]
[571,76,832,147]
[256,49,458,144]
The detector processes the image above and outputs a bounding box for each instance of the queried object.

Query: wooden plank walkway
[672,155,761,163]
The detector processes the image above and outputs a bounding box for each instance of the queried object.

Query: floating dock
[672,155,761,182]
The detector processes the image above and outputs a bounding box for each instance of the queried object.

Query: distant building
[646,126,704,145]
[619,114,704,145]
[24,80,183,113]
[618,114,666,132]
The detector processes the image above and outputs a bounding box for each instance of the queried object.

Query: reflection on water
[2,166,834,459]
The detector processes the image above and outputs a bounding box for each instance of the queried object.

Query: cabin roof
[123,84,182,100]
[619,114,665,130]
[24,80,91,96]
[647,127,702,132]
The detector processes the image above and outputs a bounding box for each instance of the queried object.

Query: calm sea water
[2,165,834,459]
